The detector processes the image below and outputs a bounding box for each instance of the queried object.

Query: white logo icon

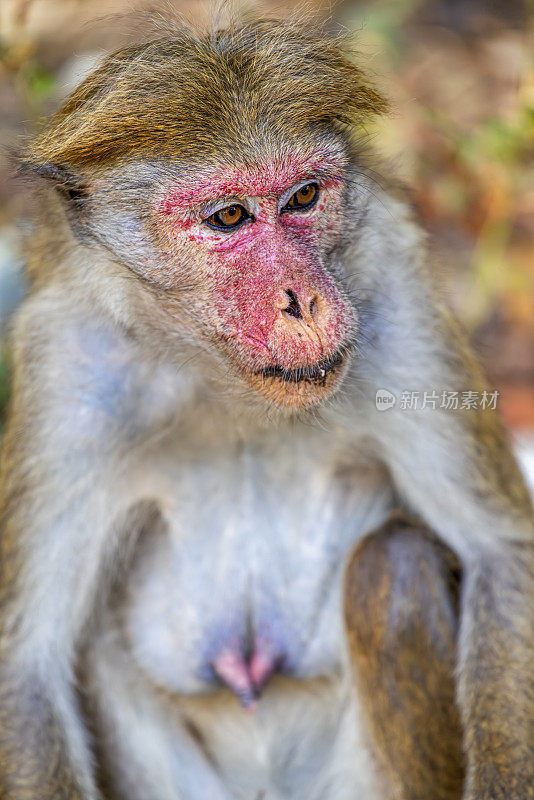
[375,389,396,411]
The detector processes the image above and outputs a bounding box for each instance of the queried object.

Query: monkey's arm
[352,227,534,799]
[375,375,533,798]
[0,300,158,799]
[345,515,464,800]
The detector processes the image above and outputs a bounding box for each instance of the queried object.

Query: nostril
[283,289,303,320]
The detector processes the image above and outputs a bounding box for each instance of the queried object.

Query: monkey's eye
[205,204,250,231]
[282,183,319,213]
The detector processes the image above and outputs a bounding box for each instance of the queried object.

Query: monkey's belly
[173,675,384,800]
[91,628,385,800]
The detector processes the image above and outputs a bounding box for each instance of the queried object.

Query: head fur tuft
[24,14,387,170]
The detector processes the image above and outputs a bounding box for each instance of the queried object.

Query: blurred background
[0,0,533,461]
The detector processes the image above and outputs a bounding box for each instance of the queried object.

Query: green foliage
[457,108,534,168]
[357,0,423,61]
[19,60,56,110]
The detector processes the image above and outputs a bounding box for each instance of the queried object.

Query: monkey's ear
[18,161,87,207]
[18,161,90,237]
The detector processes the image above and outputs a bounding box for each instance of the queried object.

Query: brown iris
[283,182,319,212]
[206,204,249,231]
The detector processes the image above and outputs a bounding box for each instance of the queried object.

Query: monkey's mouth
[258,351,345,385]
[245,349,349,408]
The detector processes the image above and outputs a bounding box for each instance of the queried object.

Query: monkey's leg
[344,514,465,800]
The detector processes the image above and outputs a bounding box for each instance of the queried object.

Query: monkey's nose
[275,289,320,324]
[273,288,328,357]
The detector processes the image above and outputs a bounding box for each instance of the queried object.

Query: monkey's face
[149,149,356,409]
[25,18,387,410]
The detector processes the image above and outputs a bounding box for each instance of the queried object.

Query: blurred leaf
[19,60,56,109]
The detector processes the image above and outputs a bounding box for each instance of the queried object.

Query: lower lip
[257,351,345,386]
[244,350,349,408]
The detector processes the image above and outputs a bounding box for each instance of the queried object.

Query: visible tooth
[320,368,326,377]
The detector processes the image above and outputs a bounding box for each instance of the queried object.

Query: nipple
[212,640,282,711]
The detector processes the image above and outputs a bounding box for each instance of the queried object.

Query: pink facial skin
[155,151,354,372]
[159,151,345,216]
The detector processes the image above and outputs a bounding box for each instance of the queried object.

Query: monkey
[0,13,532,800]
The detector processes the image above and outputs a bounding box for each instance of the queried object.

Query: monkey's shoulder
[8,297,184,442]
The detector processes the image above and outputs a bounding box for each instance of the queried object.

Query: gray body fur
[2,167,533,800]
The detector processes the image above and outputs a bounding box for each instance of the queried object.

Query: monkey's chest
[108,440,391,799]
[124,437,393,700]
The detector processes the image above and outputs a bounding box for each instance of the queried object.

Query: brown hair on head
[24,15,388,170]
